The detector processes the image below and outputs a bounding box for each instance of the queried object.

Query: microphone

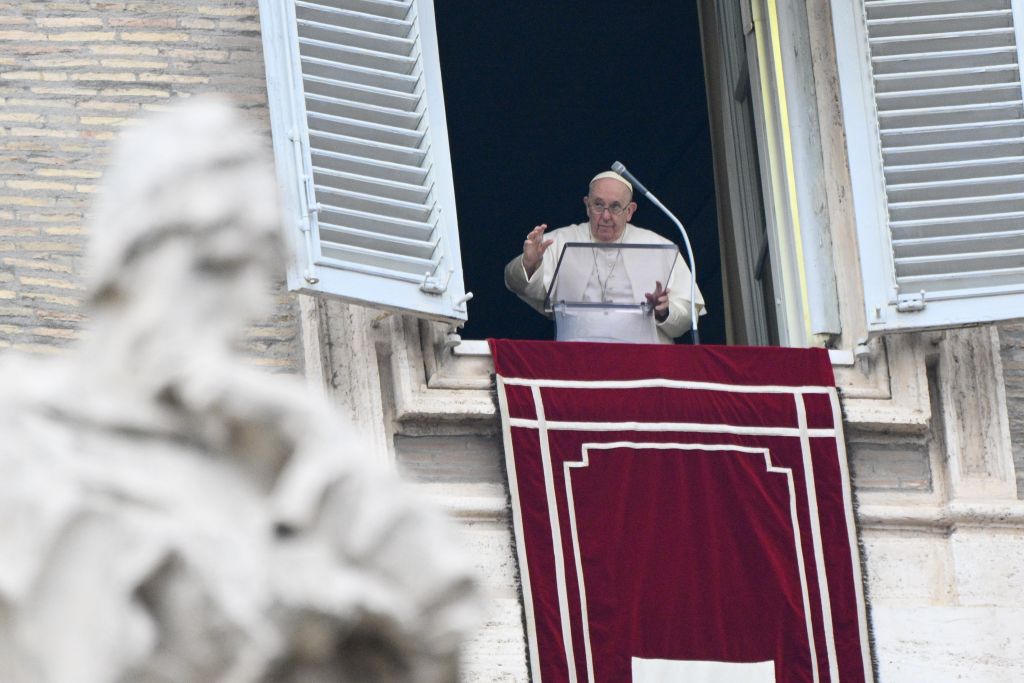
[611,161,651,198]
[611,161,701,344]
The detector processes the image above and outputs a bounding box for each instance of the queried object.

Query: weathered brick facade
[0,0,301,371]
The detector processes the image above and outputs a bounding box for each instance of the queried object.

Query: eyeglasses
[587,199,630,216]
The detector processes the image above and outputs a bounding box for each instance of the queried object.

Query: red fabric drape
[491,339,871,683]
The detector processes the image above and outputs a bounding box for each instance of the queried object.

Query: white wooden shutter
[259,0,469,324]
[833,0,1024,332]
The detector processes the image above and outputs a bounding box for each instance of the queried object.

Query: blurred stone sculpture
[0,96,481,682]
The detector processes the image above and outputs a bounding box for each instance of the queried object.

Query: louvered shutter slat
[867,13,1013,41]
[889,172,1024,202]
[890,209,1024,236]
[870,28,1016,57]
[309,112,421,147]
[872,46,1017,73]
[897,245,1024,274]
[303,58,418,93]
[315,186,432,223]
[874,64,1019,92]
[313,0,409,21]
[319,206,434,240]
[319,222,438,255]
[866,0,1009,21]
[879,102,1024,128]
[312,166,429,203]
[311,130,426,166]
[885,155,1024,185]
[882,119,1024,147]
[260,0,468,322]
[298,20,414,57]
[894,227,1024,255]
[884,138,1024,167]
[299,38,416,73]
[304,77,419,111]
[889,191,1024,221]
[877,83,1020,111]
[311,149,427,185]
[297,3,410,37]
[897,266,1024,294]
[320,242,437,276]
[305,93,421,129]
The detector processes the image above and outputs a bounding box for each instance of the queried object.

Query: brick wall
[0,0,302,372]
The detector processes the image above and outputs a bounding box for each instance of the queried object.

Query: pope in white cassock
[503,170,705,344]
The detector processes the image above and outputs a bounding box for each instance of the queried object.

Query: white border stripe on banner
[562,452,597,683]
[495,376,543,683]
[500,376,834,394]
[830,390,877,682]
[795,392,840,681]
[533,385,579,683]
[508,417,836,439]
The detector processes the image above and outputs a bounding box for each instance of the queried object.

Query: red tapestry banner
[490,339,873,683]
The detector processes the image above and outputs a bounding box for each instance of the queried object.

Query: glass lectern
[544,242,678,344]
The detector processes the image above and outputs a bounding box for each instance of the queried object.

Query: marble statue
[0,96,482,682]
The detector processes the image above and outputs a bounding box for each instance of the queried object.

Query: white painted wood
[834,0,1024,332]
[775,0,842,339]
[259,0,469,324]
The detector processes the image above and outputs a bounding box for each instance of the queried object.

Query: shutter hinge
[420,268,453,295]
[288,128,320,285]
[896,291,926,313]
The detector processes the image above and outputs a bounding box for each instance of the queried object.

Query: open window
[261,1,727,344]
[259,0,469,325]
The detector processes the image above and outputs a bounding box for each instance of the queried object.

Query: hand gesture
[645,280,670,322]
[522,224,553,277]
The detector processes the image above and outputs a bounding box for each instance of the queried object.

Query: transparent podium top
[544,242,678,313]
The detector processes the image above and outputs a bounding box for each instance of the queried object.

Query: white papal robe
[503,222,705,344]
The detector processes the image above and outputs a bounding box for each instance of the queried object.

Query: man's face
[584,177,636,242]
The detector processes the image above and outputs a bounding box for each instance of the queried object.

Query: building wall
[4,2,1024,682]
[0,0,301,371]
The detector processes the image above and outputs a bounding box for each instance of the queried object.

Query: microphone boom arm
[612,161,700,344]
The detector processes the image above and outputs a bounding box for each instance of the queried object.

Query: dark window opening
[436,2,725,344]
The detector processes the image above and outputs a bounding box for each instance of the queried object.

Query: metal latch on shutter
[289,128,320,285]
[896,291,925,313]
[420,268,454,295]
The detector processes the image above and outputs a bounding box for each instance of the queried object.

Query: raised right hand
[523,223,553,277]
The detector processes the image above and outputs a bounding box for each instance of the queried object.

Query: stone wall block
[938,327,1017,500]
[861,531,953,605]
[949,528,1024,606]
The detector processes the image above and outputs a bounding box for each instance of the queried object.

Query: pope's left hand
[645,281,669,322]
